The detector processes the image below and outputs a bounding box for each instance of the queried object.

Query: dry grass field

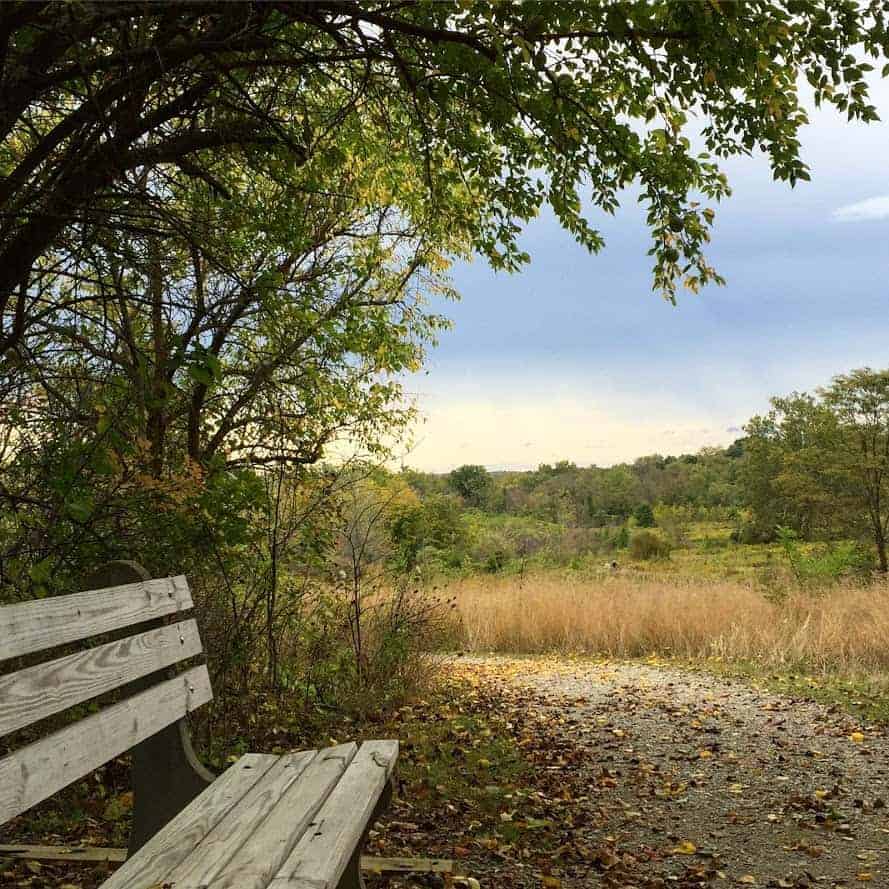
[448,571,889,673]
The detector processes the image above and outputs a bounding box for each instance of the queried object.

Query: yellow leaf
[672,840,697,855]
[698,749,712,758]
[850,731,865,743]
[542,878,561,888]
[857,874,873,882]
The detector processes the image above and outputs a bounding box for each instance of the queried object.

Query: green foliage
[6,0,888,329]
[744,367,889,572]
[654,504,690,547]
[731,520,777,545]
[629,530,672,561]
[389,494,468,572]
[776,526,874,589]
[614,526,631,550]
[633,503,656,527]
[448,464,494,508]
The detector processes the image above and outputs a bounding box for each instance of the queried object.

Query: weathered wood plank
[0,665,212,825]
[0,576,193,661]
[0,620,202,737]
[269,740,398,889]
[0,844,127,862]
[168,745,358,889]
[163,750,317,888]
[99,753,278,889]
[360,857,455,875]
[0,847,454,877]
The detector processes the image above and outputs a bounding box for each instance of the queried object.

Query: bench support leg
[129,719,215,855]
[339,846,366,889]
[83,560,216,856]
[336,777,394,889]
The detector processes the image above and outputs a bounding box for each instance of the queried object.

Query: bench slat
[0,664,212,824]
[167,745,357,889]
[0,576,193,661]
[0,619,202,737]
[99,753,279,889]
[269,740,398,889]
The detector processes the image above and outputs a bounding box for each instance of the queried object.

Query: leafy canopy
[2,0,888,358]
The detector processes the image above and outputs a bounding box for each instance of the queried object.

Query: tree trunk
[147,241,167,478]
[876,527,888,573]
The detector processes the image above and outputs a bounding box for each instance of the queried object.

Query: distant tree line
[399,367,889,573]
[403,447,745,527]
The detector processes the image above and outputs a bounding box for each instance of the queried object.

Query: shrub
[632,503,656,527]
[629,530,671,561]
[654,505,690,547]
[731,520,776,545]
[776,526,874,589]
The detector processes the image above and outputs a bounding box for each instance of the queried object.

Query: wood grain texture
[270,740,398,889]
[360,857,455,875]
[0,575,193,661]
[191,743,358,889]
[0,665,212,825]
[0,844,127,863]
[100,753,278,889]
[0,620,202,737]
[0,847,453,876]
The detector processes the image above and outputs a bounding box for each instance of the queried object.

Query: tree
[389,494,467,572]
[743,370,889,572]
[0,104,460,593]
[743,393,855,543]
[3,0,889,358]
[448,464,493,508]
[822,368,889,572]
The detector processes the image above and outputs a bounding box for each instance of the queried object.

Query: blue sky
[402,77,889,472]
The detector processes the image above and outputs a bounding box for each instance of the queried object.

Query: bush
[653,504,690,547]
[629,530,671,561]
[731,520,776,545]
[632,503,656,527]
[485,549,507,573]
[776,526,874,589]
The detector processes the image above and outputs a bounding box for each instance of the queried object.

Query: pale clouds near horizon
[401,73,889,474]
[397,395,739,473]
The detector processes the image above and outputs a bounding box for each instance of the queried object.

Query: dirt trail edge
[459,656,889,888]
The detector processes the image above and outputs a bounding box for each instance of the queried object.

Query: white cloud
[833,195,889,222]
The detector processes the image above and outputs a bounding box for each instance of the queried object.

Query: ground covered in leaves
[376,656,889,888]
[3,657,888,888]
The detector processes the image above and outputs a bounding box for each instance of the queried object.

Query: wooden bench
[0,563,398,889]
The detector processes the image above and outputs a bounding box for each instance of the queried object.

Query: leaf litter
[372,655,889,888]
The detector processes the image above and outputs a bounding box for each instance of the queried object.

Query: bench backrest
[0,574,211,826]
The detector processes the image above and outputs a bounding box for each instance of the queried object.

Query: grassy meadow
[448,570,889,671]
[431,518,889,722]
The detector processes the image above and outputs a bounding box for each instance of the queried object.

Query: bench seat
[102,740,397,889]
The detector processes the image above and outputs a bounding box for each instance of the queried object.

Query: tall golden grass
[448,572,889,671]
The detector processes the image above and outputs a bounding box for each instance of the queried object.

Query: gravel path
[464,657,889,888]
